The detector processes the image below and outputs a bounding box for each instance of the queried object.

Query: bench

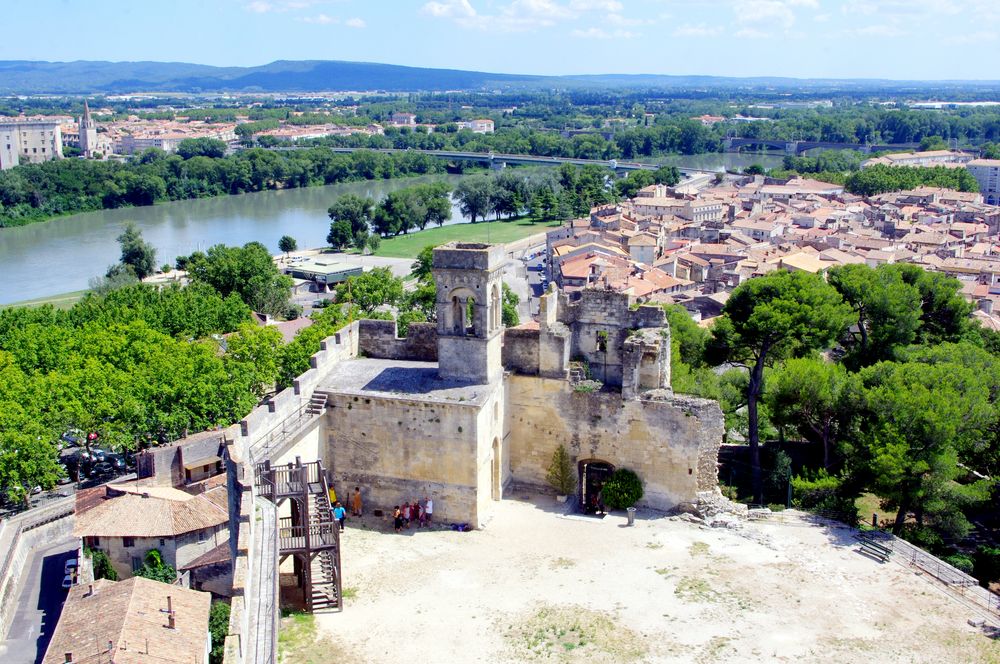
[857,534,892,562]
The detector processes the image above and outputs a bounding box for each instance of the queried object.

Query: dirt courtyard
[286,494,1000,664]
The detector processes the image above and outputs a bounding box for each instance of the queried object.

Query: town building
[457,118,495,133]
[42,577,211,664]
[862,149,973,169]
[0,117,64,170]
[390,112,417,126]
[968,159,1000,205]
[76,101,112,158]
[74,478,230,582]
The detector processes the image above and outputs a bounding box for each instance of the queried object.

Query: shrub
[601,468,643,510]
[974,546,1000,588]
[944,554,975,575]
[791,469,841,508]
[898,525,945,555]
[87,547,118,581]
[545,444,576,496]
[209,600,231,664]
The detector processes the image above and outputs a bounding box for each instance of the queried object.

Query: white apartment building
[968,159,1000,206]
[0,119,64,170]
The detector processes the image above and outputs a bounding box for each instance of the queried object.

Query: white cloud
[672,24,722,37]
[345,17,366,28]
[569,0,623,10]
[244,1,274,13]
[733,0,795,29]
[300,13,335,24]
[735,27,771,39]
[947,30,998,45]
[422,0,476,18]
[421,0,642,33]
[814,12,831,22]
[606,13,645,26]
[571,26,637,39]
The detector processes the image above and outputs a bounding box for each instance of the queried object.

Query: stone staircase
[305,391,328,416]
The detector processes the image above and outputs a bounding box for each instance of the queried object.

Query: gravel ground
[299,494,1000,664]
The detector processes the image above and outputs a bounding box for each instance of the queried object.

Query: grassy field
[5,289,88,310]
[373,218,560,258]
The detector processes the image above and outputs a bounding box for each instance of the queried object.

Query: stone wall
[502,328,540,375]
[506,375,723,511]
[324,382,503,527]
[0,511,75,640]
[358,320,437,362]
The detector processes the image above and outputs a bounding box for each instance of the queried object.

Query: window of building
[131,557,143,572]
[159,538,166,547]
[123,536,135,548]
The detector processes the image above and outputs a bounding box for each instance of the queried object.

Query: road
[0,538,76,664]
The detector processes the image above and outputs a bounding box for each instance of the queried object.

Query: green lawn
[373,219,561,258]
[5,289,88,310]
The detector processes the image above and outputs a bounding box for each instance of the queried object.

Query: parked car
[83,448,107,463]
[30,485,42,495]
[105,453,127,472]
[61,573,73,589]
[88,462,114,478]
[64,559,78,575]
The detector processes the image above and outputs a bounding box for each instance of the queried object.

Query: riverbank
[3,218,559,309]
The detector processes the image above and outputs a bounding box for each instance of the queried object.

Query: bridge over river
[306,147,720,176]
[723,137,921,155]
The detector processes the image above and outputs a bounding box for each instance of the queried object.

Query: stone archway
[578,459,614,514]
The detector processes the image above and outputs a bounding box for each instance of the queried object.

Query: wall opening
[491,437,501,501]
[579,459,614,514]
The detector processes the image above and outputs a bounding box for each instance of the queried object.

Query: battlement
[432,242,506,271]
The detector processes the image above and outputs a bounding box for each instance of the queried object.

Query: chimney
[166,595,176,629]
[87,584,94,596]
[63,654,72,663]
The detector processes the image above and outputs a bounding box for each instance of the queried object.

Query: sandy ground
[293,494,1000,664]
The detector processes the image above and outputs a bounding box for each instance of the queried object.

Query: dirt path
[301,495,1000,664]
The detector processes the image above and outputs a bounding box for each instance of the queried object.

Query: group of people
[329,487,435,535]
[393,497,433,533]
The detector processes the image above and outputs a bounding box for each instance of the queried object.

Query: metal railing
[248,401,318,464]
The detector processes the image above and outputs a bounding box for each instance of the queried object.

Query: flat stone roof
[319,358,494,406]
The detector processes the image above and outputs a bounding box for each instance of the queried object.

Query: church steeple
[81,100,94,129]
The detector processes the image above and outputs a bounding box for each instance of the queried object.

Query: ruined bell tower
[432,242,506,384]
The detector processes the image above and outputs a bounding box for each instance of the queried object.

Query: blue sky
[3,0,997,80]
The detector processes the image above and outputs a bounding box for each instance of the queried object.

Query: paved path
[0,537,76,664]
[248,497,277,664]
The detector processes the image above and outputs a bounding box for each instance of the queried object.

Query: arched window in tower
[491,284,501,332]
[451,295,462,335]
[465,297,476,336]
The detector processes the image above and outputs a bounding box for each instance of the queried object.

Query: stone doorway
[579,460,614,514]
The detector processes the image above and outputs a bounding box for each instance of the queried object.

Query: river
[0,153,783,305]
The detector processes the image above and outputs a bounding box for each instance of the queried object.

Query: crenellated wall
[358,320,437,361]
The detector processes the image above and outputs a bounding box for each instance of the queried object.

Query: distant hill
[0,60,538,94]
[1,59,998,94]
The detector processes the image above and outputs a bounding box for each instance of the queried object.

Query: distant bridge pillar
[491,160,506,171]
[723,137,734,152]
[785,142,799,155]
